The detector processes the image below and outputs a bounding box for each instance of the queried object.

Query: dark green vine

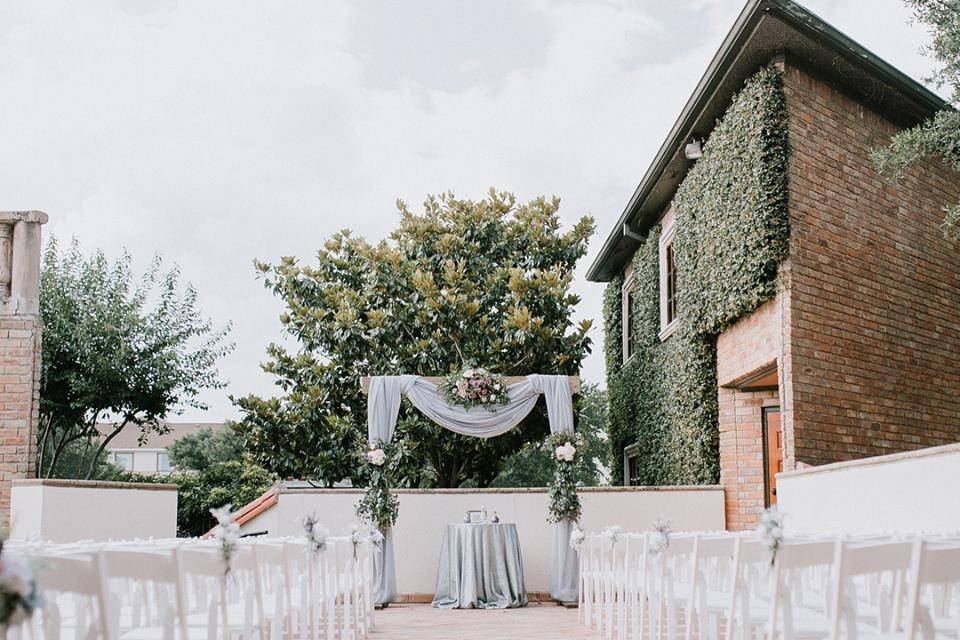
[605,65,790,485]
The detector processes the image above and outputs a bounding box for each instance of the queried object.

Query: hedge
[605,65,790,485]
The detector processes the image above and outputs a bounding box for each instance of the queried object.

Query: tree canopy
[873,0,960,236]
[168,425,246,472]
[37,238,233,478]
[234,190,595,488]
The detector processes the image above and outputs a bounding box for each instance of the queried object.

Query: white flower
[368,528,384,547]
[555,442,576,462]
[756,506,785,565]
[602,525,623,548]
[463,368,476,378]
[569,527,585,552]
[210,503,235,526]
[0,554,33,600]
[367,448,386,466]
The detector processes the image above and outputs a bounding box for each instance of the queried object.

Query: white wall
[777,443,960,535]
[10,479,178,542]
[242,486,725,595]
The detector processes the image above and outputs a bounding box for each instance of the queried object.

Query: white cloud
[0,0,937,419]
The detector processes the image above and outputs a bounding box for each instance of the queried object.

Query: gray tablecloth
[431,522,528,609]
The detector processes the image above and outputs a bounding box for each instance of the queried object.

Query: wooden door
[762,407,783,507]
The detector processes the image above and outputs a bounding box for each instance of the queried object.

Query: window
[114,452,133,471]
[157,452,171,474]
[622,274,636,363]
[623,444,641,486]
[659,209,678,339]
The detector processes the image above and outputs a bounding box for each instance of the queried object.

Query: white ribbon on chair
[366,373,579,604]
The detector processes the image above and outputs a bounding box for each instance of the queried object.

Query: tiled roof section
[96,422,225,450]
[204,484,279,537]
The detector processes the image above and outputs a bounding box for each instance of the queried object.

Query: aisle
[370,602,593,640]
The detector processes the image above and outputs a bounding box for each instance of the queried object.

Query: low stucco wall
[242,485,725,595]
[10,479,178,542]
[777,442,960,534]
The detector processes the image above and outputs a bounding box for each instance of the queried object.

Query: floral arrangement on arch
[355,440,400,532]
[547,432,583,524]
[0,539,41,629]
[440,365,508,410]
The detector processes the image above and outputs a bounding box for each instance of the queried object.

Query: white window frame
[113,451,134,471]
[157,451,171,474]
[658,208,679,341]
[621,270,636,364]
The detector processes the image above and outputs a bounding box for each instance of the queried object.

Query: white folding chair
[906,541,960,640]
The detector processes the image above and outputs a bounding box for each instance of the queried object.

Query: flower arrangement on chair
[302,513,329,554]
[0,539,40,630]
[757,506,785,565]
[647,518,671,556]
[440,365,508,410]
[210,504,240,577]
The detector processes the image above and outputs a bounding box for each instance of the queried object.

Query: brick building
[589,0,960,530]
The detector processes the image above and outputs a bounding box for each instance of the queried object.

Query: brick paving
[370,602,594,640]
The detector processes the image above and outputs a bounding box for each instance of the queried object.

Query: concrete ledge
[778,442,960,479]
[280,484,724,495]
[0,211,48,224]
[13,478,177,491]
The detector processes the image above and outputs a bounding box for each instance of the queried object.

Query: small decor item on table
[546,432,583,524]
[210,504,240,577]
[757,506,785,566]
[440,365,508,410]
[569,526,585,552]
[491,512,500,523]
[647,518,671,557]
[466,510,484,524]
[302,513,329,554]
[0,538,41,630]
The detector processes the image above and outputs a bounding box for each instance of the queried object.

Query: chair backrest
[98,547,180,583]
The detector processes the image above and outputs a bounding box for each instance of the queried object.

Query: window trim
[623,444,641,487]
[658,210,679,341]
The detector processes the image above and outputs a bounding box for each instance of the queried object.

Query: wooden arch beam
[360,375,581,395]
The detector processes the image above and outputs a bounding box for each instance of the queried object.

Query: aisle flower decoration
[210,504,240,577]
[547,432,583,524]
[440,365,507,410]
[0,539,40,628]
[569,526,586,552]
[648,518,671,557]
[356,440,399,533]
[302,513,329,554]
[602,525,623,548]
[757,506,785,566]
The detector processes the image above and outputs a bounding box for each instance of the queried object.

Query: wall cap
[779,442,960,479]
[0,211,48,224]
[12,479,177,491]
[278,484,725,495]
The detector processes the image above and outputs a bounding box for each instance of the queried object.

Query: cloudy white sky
[0,0,940,421]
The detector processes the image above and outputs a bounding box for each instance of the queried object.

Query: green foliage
[235,190,595,488]
[168,461,277,537]
[490,383,610,487]
[872,0,960,237]
[605,66,789,485]
[37,238,233,479]
[168,426,245,472]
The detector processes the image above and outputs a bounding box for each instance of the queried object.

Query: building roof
[586,0,948,283]
[96,422,225,450]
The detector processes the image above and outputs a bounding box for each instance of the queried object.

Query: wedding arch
[362,373,581,605]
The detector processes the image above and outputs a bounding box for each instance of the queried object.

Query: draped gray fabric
[431,523,527,609]
[366,373,579,605]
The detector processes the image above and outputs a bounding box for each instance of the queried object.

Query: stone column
[0,211,47,525]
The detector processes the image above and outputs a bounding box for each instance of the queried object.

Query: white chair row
[3,533,376,640]
[578,529,960,640]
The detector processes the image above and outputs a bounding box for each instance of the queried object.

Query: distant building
[96,422,223,475]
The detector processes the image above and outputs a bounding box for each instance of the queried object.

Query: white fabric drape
[366,374,580,605]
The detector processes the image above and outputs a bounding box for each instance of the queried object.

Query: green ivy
[605,65,789,486]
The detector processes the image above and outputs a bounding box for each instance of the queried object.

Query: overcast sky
[0,0,939,421]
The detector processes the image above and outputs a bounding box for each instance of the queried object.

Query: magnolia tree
[234,189,595,488]
[873,0,960,235]
[37,239,233,479]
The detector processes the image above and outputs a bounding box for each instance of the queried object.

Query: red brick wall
[716,291,790,530]
[0,316,41,524]
[784,63,960,466]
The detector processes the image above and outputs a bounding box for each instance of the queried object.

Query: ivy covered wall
[605,65,790,485]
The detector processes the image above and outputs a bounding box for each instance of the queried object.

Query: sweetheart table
[431,522,528,609]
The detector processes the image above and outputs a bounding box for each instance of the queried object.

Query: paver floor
[370,602,595,640]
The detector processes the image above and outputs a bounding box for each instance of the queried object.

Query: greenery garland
[355,441,400,530]
[605,65,790,485]
[546,432,583,523]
